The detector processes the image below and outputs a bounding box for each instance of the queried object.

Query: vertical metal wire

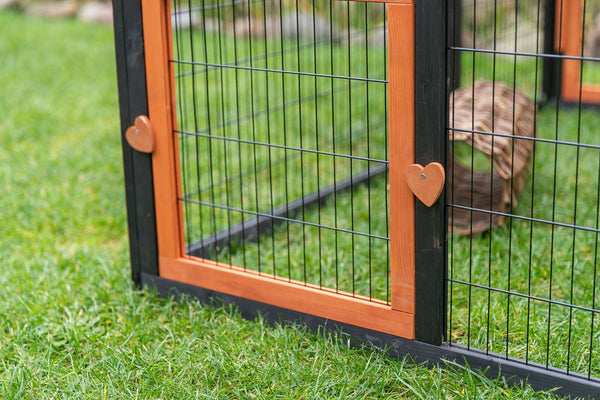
[546,0,565,369]
[447,0,457,345]
[504,0,519,359]
[383,2,390,304]
[294,0,308,284]
[214,0,234,266]
[364,3,373,300]
[566,0,587,373]
[173,1,192,253]
[329,0,340,293]
[260,0,277,277]
[193,0,209,253]
[347,2,356,296]
[198,0,220,261]
[466,0,478,350]
[278,0,292,282]
[310,0,324,288]
[246,0,262,272]
[525,0,543,365]
[486,0,499,355]
[232,0,248,269]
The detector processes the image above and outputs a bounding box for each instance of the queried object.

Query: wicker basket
[448,81,536,235]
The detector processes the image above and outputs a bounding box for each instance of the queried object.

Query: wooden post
[557,0,600,104]
[141,0,185,262]
[413,0,448,345]
[387,1,416,316]
[112,0,159,286]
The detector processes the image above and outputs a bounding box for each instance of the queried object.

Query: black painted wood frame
[112,0,159,286]
[414,0,448,346]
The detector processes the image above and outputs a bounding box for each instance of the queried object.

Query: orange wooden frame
[141,0,416,338]
[556,0,600,104]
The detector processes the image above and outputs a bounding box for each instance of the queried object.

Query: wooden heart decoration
[126,115,155,154]
[404,162,445,207]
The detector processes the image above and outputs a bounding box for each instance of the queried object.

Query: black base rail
[142,273,600,400]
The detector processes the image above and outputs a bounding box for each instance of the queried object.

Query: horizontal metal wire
[449,46,600,62]
[182,77,381,142]
[448,278,600,315]
[181,124,385,198]
[172,59,388,84]
[449,126,600,151]
[173,30,386,80]
[175,0,386,15]
[177,129,389,164]
[447,203,600,234]
[174,0,261,14]
[180,197,390,241]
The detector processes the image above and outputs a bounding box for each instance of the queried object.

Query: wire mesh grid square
[447,0,600,379]
[170,0,391,302]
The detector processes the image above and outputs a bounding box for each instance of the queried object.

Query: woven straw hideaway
[448,81,536,235]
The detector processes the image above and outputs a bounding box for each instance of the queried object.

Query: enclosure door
[139,0,417,338]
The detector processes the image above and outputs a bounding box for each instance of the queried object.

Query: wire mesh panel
[170,0,390,302]
[448,0,600,380]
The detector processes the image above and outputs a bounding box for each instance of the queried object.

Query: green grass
[0,9,574,400]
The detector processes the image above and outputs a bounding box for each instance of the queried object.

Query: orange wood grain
[580,86,600,104]
[556,0,600,104]
[161,256,415,338]
[554,0,568,54]
[405,163,445,207]
[559,0,582,103]
[388,3,415,317]
[126,115,155,153]
[343,0,413,3]
[142,0,185,259]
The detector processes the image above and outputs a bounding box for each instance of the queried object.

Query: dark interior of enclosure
[447,0,600,380]
[171,0,391,302]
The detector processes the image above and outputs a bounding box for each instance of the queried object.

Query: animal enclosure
[113,0,600,396]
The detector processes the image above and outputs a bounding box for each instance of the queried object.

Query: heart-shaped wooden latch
[126,115,155,154]
[404,162,445,207]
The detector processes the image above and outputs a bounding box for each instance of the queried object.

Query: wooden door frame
[139,0,418,339]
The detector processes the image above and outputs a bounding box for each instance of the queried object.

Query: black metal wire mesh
[170,0,391,302]
[448,0,600,379]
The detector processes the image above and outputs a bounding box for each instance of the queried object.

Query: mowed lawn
[0,10,561,399]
